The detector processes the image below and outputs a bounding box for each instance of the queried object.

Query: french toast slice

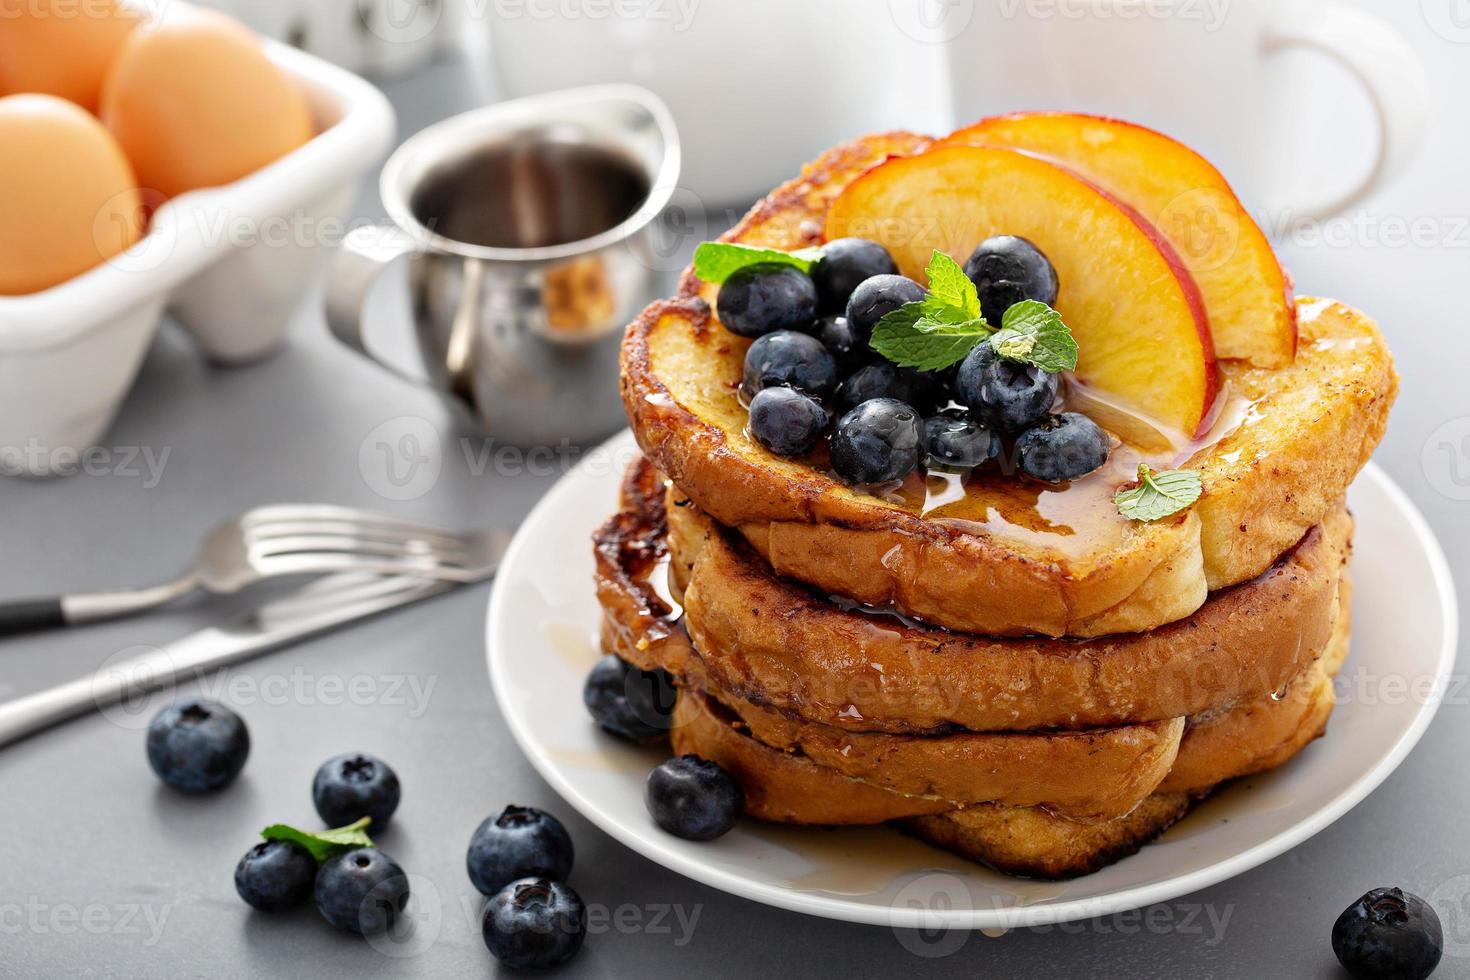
[597,459,1347,827]
[668,647,1340,879]
[621,133,1396,638]
[597,456,1350,734]
[674,677,1196,878]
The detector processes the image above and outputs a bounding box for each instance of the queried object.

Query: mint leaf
[261,817,375,863]
[692,242,822,284]
[870,309,989,371]
[989,300,1078,373]
[1114,464,1203,522]
[922,250,981,321]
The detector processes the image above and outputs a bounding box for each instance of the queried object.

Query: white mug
[463,0,951,205]
[937,0,1430,222]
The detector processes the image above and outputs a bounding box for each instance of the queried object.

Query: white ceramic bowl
[0,36,395,476]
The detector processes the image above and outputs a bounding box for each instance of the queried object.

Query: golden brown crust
[619,130,1395,638]
[671,477,1351,734]
[600,458,1347,824]
[897,794,1196,880]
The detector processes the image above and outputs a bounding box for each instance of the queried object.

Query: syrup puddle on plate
[542,619,601,670]
[746,823,1071,910]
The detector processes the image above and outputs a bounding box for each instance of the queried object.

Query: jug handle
[324,224,434,389]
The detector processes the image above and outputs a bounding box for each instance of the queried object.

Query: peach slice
[938,113,1295,368]
[826,145,1219,440]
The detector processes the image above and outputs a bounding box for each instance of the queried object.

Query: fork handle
[0,577,199,638]
[0,599,65,637]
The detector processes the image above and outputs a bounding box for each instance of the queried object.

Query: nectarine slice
[939,113,1295,368]
[825,145,1218,440]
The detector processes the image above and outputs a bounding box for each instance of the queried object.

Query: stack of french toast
[595,114,1398,878]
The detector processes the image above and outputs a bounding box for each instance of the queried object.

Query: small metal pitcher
[325,85,680,445]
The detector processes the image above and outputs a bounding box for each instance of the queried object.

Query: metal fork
[0,504,512,637]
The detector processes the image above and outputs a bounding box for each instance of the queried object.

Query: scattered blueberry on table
[314,847,411,935]
[234,839,317,912]
[146,698,250,793]
[645,754,743,842]
[312,752,401,829]
[467,805,575,897]
[483,878,587,970]
[1332,887,1442,980]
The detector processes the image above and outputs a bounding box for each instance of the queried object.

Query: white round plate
[487,430,1458,930]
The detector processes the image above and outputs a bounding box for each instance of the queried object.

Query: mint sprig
[990,300,1079,373]
[919,250,982,321]
[869,250,1078,374]
[261,817,375,863]
[870,251,992,371]
[692,242,823,284]
[1114,464,1203,521]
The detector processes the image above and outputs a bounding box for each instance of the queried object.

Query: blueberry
[583,654,675,742]
[466,805,575,897]
[829,397,924,487]
[234,840,317,912]
[716,264,818,338]
[844,274,925,345]
[312,753,401,829]
[748,387,827,457]
[923,416,1000,470]
[313,848,410,935]
[1332,888,1443,980]
[645,754,742,841]
[811,315,874,372]
[145,699,249,793]
[835,361,947,415]
[955,341,1058,432]
[483,878,586,970]
[811,238,899,313]
[1015,413,1110,483]
[963,235,1059,324]
[741,330,837,400]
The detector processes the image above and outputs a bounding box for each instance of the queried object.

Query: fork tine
[245,520,470,551]
[241,504,460,539]
[249,534,473,565]
[252,552,492,583]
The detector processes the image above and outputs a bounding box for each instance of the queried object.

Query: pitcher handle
[324,224,433,389]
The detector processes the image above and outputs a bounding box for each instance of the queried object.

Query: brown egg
[0,0,144,112]
[101,8,315,200]
[0,94,145,295]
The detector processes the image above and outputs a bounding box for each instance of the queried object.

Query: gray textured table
[4,11,1469,978]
